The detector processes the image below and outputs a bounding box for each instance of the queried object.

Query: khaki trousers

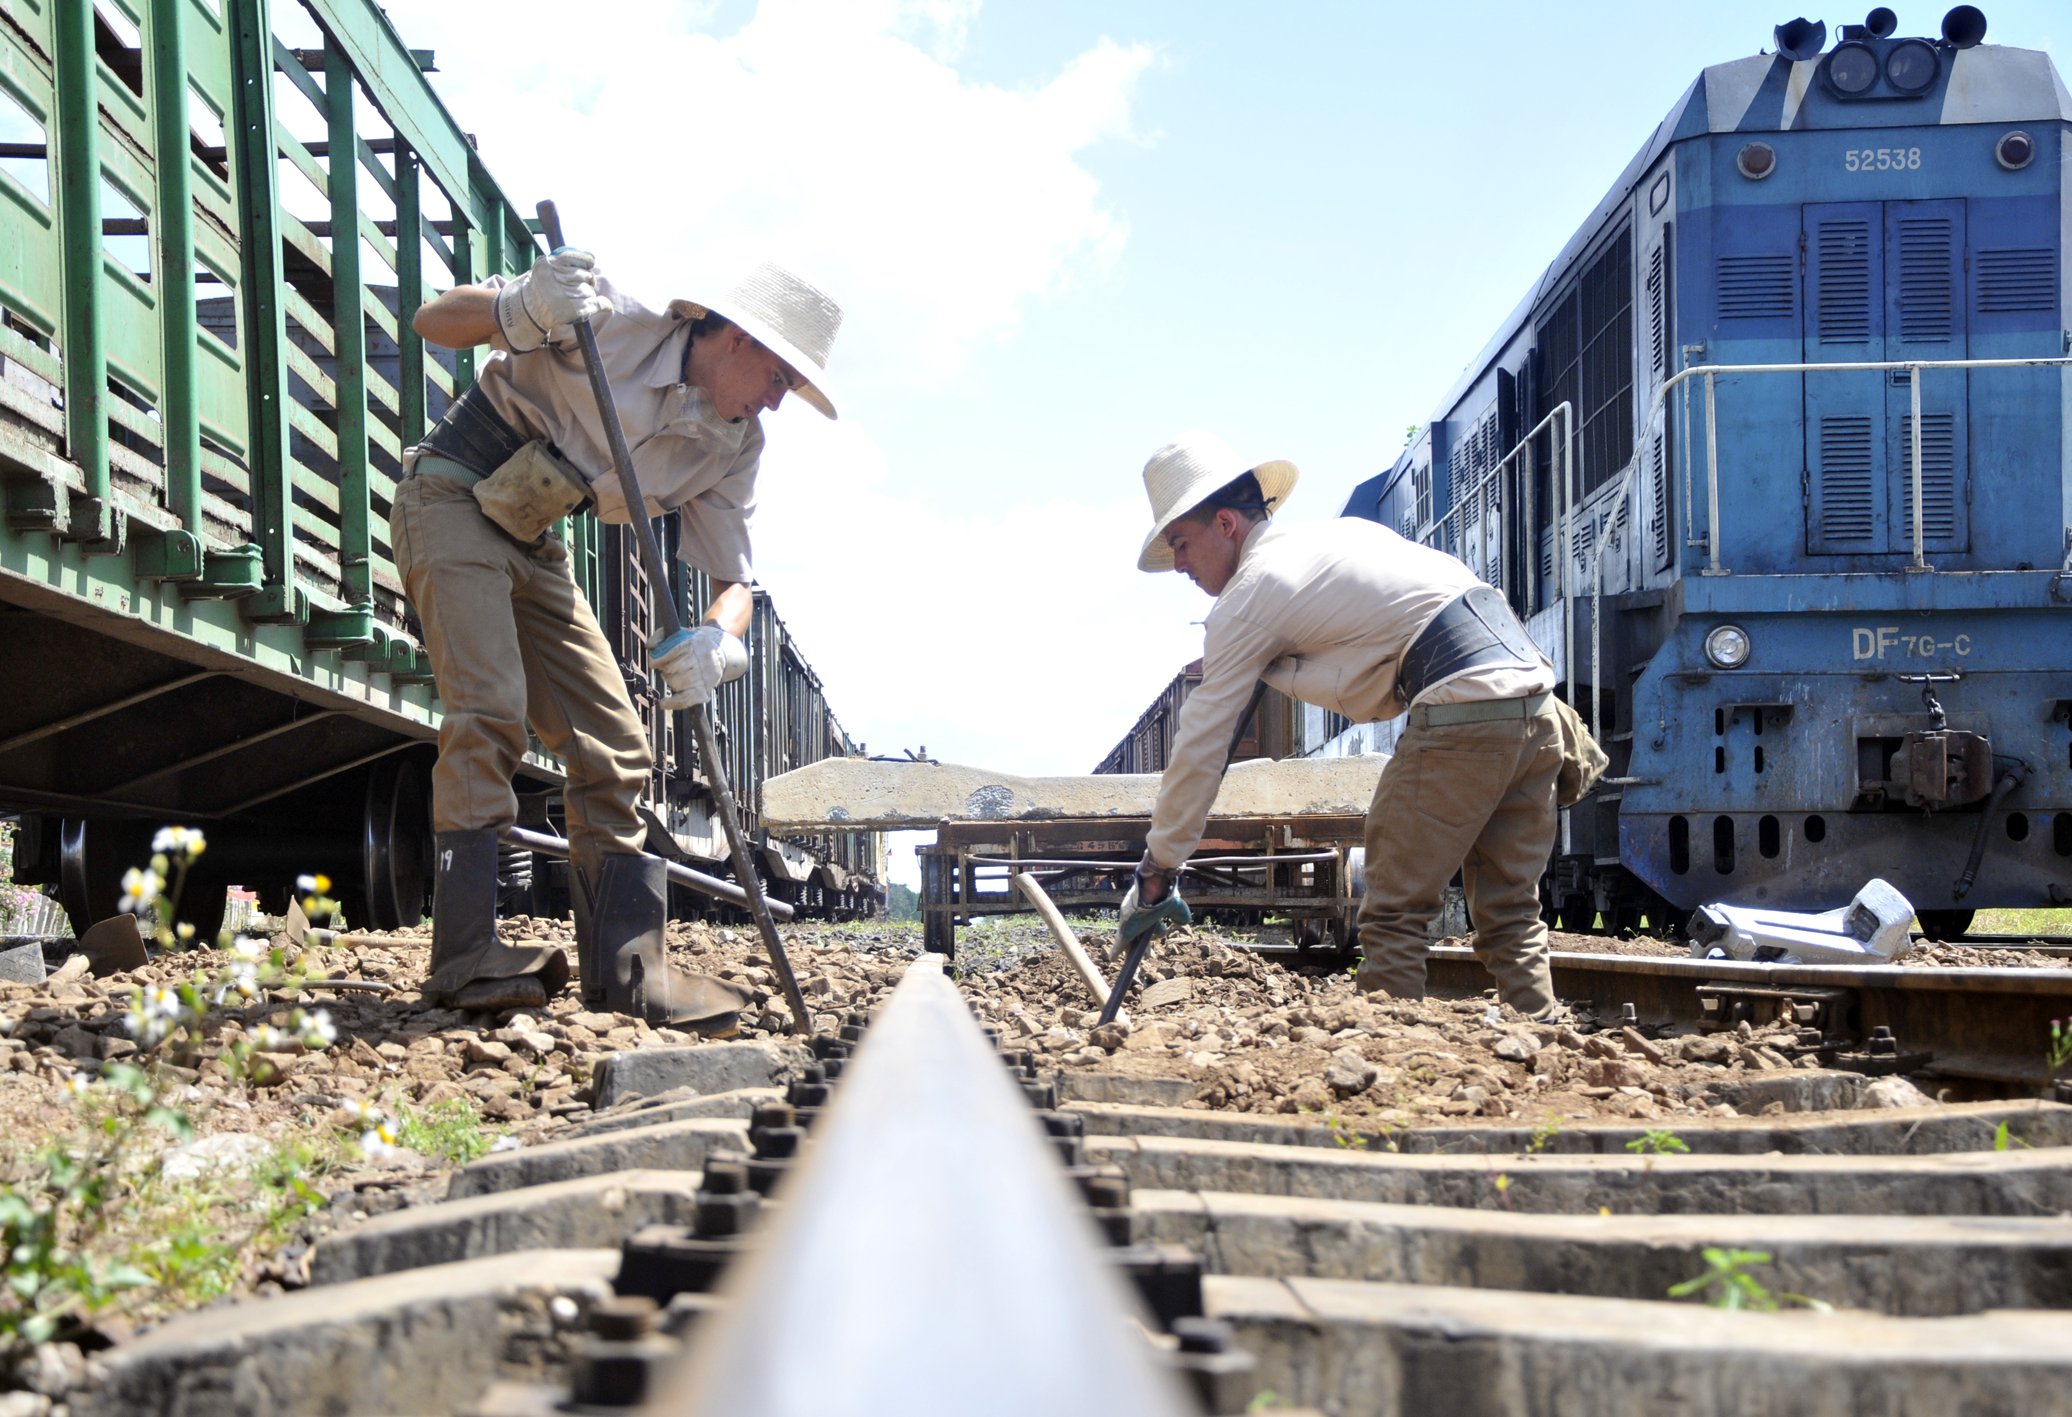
[392,463,650,861]
[1355,701,1562,1014]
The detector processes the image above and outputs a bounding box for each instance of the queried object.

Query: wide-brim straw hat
[1137,430,1298,572]
[668,261,843,419]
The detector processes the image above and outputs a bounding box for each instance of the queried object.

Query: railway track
[65,949,2072,1417]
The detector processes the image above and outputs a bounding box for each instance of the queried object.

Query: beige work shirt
[467,276,763,583]
[1144,518,1554,869]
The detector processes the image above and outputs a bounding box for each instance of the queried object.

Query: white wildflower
[63,1073,92,1098]
[296,1008,337,1049]
[360,1119,400,1157]
[119,867,164,914]
[231,934,266,961]
[212,962,259,1006]
[151,826,206,860]
[250,1024,285,1051]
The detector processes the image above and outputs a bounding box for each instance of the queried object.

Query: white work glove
[494,247,611,353]
[652,625,748,710]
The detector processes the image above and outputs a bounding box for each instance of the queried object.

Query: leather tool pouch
[1551,694,1610,807]
[472,441,592,544]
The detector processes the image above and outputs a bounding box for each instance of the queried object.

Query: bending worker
[399,247,842,1022]
[1118,430,1566,1019]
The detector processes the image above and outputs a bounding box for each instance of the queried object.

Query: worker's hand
[1118,861,1189,949]
[652,625,748,710]
[494,247,611,352]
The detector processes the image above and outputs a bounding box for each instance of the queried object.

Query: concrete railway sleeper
[57,952,2072,1417]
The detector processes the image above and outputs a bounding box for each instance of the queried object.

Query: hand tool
[501,824,794,921]
[533,200,812,1036]
[1096,678,1268,1027]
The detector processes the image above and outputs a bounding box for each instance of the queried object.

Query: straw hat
[1136,430,1298,572]
[668,261,844,419]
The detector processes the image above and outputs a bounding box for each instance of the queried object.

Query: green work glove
[1118,869,1191,948]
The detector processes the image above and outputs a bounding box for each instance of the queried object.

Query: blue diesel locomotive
[1341,8,2071,936]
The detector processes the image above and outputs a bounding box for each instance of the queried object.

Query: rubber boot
[591,853,751,1031]
[423,828,569,1012]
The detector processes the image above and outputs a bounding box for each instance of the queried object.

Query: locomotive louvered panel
[1976,248,2057,312]
[1644,236,1672,571]
[1815,221,1874,343]
[1814,415,1877,545]
[1646,243,1669,382]
[1896,218,1956,342]
[1717,254,1794,319]
[1896,412,1959,543]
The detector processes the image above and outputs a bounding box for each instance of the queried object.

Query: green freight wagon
[0,0,878,939]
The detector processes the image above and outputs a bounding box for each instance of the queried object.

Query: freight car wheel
[55,818,148,941]
[1916,909,1975,941]
[356,757,434,931]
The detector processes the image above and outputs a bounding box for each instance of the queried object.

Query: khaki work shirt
[469,276,763,583]
[1144,518,1554,869]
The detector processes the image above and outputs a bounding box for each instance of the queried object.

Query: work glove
[1118,863,1191,950]
[652,625,748,710]
[494,247,612,353]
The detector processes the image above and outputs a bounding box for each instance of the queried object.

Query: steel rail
[1426,944,2072,1090]
[650,955,1192,1415]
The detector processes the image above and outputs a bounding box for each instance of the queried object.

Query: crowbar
[533,200,812,1036]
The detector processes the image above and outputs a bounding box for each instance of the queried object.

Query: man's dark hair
[1178,470,1273,525]
[686,308,735,341]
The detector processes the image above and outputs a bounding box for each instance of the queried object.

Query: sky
[324,0,2061,884]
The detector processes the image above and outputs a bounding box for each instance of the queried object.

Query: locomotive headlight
[1826,42,1879,94]
[1885,39,1940,93]
[1704,624,1752,670]
[1995,130,2035,171]
[1736,142,1776,180]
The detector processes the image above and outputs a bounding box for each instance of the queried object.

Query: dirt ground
[0,907,2060,1380]
[5,910,2052,1176]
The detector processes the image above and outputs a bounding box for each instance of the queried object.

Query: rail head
[651,955,1194,1416]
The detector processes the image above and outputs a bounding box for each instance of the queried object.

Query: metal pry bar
[530,200,813,1036]
[502,824,795,921]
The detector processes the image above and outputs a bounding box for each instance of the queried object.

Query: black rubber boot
[424,827,569,1011]
[591,853,751,1031]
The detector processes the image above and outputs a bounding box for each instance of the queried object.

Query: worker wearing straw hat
[398,249,842,1025]
[1121,430,1565,1018]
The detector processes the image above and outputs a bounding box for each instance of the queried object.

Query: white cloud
[372,1,1191,783]
[750,414,1212,777]
[377,0,1155,388]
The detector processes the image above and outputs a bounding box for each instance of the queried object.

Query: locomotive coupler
[1890,673,1993,809]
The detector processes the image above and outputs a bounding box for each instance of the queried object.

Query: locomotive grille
[1976,247,2057,312]
[1815,221,1874,342]
[1896,412,1959,542]
[1896,218,1957,341]
[1717,253,1795,319]
[1816,416,1878,543]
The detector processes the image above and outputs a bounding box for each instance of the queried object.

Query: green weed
[1626,1128,1692,1157]
[396,1097,503,1166]
[1668,1247,1832,1312]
